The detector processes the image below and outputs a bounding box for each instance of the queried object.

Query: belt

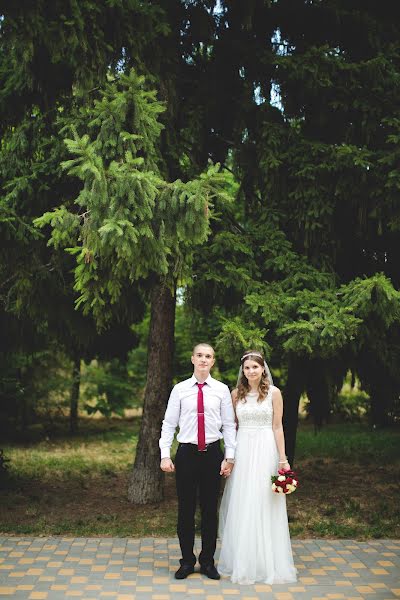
[179,440,220,453]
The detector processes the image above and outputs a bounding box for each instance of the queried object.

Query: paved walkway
[0,537,399,599]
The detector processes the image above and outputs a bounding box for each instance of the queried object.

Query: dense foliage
[1,1,399,501]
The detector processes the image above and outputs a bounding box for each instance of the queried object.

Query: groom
[159,343,236,580]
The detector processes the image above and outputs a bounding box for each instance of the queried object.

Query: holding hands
[220,459,234,478]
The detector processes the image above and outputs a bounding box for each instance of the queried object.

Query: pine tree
[3,0,399,489]
[35,69,227,503]
[0,1,164,432]
[183,0,400,461]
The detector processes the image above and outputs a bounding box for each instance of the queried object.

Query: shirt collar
[189,373,215,387]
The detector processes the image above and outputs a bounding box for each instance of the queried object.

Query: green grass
[4,512,178,538]
[296,423,398,462]
[2,419,138,481]
[6,444,134,480]
[286,424,400,540]
[1,418,399,539]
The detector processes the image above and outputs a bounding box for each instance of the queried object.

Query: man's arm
[159,385,180,472]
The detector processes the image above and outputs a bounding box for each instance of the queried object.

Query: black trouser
[175,440,223,567]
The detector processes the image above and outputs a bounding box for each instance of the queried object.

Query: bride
[218,350,297,585]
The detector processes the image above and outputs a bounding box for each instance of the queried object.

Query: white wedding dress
[218,386,297,585]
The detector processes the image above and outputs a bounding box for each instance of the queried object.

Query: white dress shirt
[159,374,236,460]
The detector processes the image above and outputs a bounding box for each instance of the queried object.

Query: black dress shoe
[200,563,220,580]
[175,564,195,579]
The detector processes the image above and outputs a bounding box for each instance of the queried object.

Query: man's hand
[220,459,234,478]
[160,458,175,472]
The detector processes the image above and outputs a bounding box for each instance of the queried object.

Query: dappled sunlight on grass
[1,419,398,538]
[6,445,135,480]
[3,418,139,481]
[288,426,400,539]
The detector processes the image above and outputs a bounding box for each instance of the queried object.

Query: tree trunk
[128,279,176,504]
[357,353,391,427]
[283,356,307,466]
[369,378,391,427]
[18,395,28,435]
[306,360,330,431]
[17,366,29,434]
[69,353,81,434]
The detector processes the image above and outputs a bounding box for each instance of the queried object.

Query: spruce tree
[0,1,158,431]
[35,69,227,503]
[183,0,400,461]
[3,0,399,487]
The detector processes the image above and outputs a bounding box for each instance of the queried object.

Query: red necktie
[196,383,206,451]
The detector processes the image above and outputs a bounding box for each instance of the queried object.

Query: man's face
[191,345,215,376]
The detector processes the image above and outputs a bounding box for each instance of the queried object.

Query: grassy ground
[0,418,399,538]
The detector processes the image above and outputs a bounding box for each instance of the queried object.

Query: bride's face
[243,359,264,384]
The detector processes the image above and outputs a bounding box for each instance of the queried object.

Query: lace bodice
[236,386,274,428]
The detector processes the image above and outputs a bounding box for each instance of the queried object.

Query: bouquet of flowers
[271,468,299,494]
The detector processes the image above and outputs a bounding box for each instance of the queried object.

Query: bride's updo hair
[235,349,270,406]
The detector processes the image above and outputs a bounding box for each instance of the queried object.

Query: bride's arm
[272,387,291,470]
[220,389,238,477]
[231,388,239,430]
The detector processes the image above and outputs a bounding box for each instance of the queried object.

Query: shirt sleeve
[159,385,180,459]
[220,385,236,459]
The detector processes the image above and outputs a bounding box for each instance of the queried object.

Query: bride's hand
[279,460,291,471]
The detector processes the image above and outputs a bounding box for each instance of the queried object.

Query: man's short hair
[192,343,215,356]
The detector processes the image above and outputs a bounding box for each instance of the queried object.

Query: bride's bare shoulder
[271,385,283,401]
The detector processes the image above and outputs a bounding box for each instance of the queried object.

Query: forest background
[0,0,399,536]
